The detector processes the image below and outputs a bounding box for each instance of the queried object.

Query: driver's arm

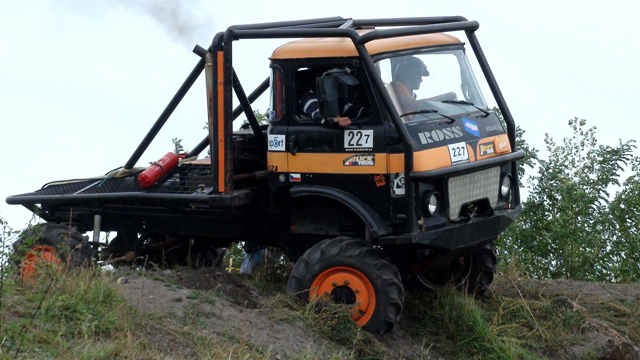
[333,116,351,127]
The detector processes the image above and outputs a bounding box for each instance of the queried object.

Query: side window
[294,67,316,121]
[269,66,284,122]
[294,66,372,124]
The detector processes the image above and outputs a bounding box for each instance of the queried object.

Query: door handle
[289,135,298,155]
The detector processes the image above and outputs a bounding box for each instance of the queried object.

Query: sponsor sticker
[278,174,285,182]
[343,154,375,166]
[344,130,373,151]
[448,141,470,164]
[485,124,503,132]
[268,134,285,152]
[462,118,480,137]
[479,142,495,156]
[289,173,301,182]
[498,141,508,150]
[391,173,405,197]
[374,174,386,187]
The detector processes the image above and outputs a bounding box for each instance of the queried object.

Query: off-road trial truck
[7,16,525,336]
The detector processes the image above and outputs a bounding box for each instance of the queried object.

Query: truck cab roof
[271,32,462,59]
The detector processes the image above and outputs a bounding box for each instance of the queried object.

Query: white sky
[1,0,638,229]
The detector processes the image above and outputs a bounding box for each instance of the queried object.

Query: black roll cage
[120,16,520,235]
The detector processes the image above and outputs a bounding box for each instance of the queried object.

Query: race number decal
[344,130,373,152]
[448,142,469,164]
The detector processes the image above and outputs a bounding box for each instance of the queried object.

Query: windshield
[377,48,487,122]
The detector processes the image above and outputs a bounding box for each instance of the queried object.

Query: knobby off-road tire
[287,237,404,337]
[466,241,497,296]
[13,223,96,278]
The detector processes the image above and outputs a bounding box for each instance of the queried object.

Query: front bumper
[378,206,521,249]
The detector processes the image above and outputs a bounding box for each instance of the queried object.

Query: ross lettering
[432,129,444,141]
[418,126,463,145]
[442,127,453,139]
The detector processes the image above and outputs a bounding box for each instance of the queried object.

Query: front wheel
[412,241,496,296]
[466,241,497,296]
[287,237,404,337]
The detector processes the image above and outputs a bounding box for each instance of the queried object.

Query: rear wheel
[13,224,95,278]
[287,237,404,337]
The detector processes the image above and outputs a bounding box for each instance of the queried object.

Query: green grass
[0,264,148,359]
[403,287,541,360]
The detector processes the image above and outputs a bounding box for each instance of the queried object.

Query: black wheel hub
[330,286,356,304]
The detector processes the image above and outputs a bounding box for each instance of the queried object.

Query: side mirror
[316,76,340,120]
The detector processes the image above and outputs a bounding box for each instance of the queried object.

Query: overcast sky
[1,0,638,229]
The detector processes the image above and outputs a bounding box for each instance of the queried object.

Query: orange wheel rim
[310,266,376,327]
[20,245,60,279]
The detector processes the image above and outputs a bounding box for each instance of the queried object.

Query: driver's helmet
[393,56,429,82]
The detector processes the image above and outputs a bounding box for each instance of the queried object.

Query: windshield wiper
[441,100,490,117]
[400,109,437,117]
[400,109,456,123]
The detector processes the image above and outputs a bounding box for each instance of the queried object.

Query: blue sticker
[462,118,480,137]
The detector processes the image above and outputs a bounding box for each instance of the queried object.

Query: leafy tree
[609,158,640,282]
[171,137,187,154]
[498,118,638,281]
[239,109,269,129]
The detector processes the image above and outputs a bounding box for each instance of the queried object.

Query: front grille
[447,167,500,220]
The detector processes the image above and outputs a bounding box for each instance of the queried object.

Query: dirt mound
[115,268,640,359]
[494,277,640,360]
[116,269,340,358]
[115,268,436,359]
[176,268,261,308]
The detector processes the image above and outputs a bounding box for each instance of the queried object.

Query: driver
[298,68,372,127]
[390,56,456,115]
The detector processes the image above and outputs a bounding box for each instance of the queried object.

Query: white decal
[268,134,286,152]
[448,142,469,164]
[344,130,373,151]
[498,141,507,150]
[392,173,405,197]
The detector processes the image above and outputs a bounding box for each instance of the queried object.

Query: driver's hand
[333,116,352,127]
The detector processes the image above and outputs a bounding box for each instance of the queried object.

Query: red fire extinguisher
[138,152,179,188]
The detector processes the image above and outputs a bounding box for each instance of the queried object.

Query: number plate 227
[448,142,469,164]
[344,130,373,151]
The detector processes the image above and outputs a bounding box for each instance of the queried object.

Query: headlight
[423,192,439,216]
[500,175,512,197]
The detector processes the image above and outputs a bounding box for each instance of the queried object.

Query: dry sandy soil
[114,268,640,360]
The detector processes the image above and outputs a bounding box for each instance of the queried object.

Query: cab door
[284,63,391,220]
